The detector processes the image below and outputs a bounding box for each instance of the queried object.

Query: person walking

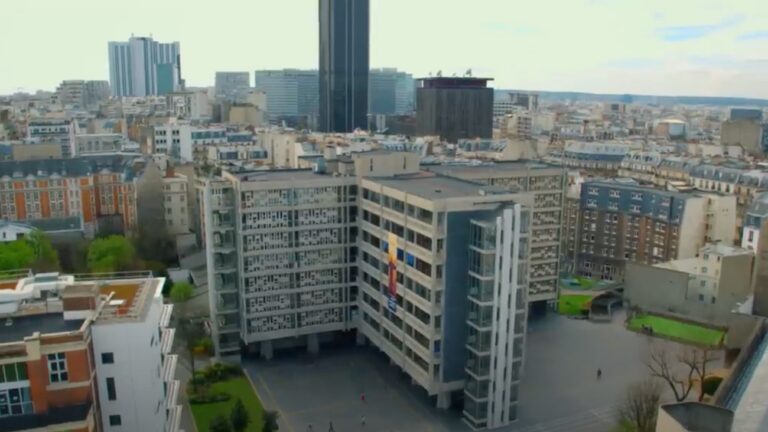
[307,425,313,432]
[361,415,366,427]
[329,421,335,432]
[597,368,602,379]
[360,392,366,403]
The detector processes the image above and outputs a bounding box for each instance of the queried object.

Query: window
[701,266,707,274]
[109,415,122,426]
[0,363,27,383]
[698,294,705,302]
[47,353,68,383]
[101,352,114,364]
[106,377,117,401]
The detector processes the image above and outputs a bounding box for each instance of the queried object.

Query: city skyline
[3,0,768,98]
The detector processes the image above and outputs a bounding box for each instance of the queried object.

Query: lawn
[558,294,593,315]
[190,376,264,432]
[627,314,725,347]
[560,276,598,290]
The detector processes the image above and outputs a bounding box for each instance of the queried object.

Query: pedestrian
[361,415,366,427]
[307,425,313,432]
[329,421,335,432]
[597,368,602,379]
[360,392,366,403]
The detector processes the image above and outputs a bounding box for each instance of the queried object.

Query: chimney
[165,164,175,178]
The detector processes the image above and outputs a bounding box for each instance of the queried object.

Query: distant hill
[496,89,768,107]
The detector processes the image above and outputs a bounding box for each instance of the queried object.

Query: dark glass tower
[319,0,369,132]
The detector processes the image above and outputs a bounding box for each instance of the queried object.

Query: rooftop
[0,314,84,344]
[226,169,346,183]
[426,160,560,177]
[367,171,509,200]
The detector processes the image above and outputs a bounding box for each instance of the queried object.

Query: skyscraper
[254,69,319,117]
[215,72,251,102]
[369,68,415,115]
[108,36,182,97]
[319,0,369,132]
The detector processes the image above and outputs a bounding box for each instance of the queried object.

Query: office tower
[358,173,529,429]
[199,170,359,360]
[369,68,415,115]
[108,36,182,97]
[426,162,566,306]
[214,72,251,102]
[254,69,319,117]
[494,92,539,117]
[721,119,764,156]
[319,0,370,132]
[416,77,494,143]
[0,271,180,432]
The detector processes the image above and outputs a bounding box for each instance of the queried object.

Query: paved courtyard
[245,311,686,432]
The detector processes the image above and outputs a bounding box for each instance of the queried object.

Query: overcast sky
[4,0,768,98]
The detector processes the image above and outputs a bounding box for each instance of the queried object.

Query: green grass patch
[560,275,599,290]
[627,314,725,347]
[190,376,264,432]
[558,294,593,315]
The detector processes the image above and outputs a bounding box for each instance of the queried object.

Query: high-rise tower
[319,0,369,132]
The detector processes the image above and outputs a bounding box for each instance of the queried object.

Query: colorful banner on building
[387,232,398,312]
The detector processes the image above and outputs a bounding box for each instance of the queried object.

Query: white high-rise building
[108,36,182,97]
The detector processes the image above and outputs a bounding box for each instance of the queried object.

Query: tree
[87,235,136,273]
[646,344,719,402]
[618,380,662,432]
[0,240,35,271]
[209,414,231,432]
[25,230,60,272]
[263,410,279,432]
[230,398,250,432]
[178,317,205,377]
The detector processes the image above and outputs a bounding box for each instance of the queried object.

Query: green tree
[209,414,231,432]
[263,411,279,432]
[230,398,250,432]
[87,235,136,273]
[0,240,35,271]
[26,230,60,272]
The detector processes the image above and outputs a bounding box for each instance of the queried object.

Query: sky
[3,0,768,98]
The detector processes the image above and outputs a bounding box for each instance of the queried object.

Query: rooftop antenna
[436,70,442,78]
[465,69,472,77]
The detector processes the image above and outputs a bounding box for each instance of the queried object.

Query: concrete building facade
[254,70,319,118]
[425,163,566,304]
[108,36,181,97]
[625,244,754,326]
[214,72,250,102]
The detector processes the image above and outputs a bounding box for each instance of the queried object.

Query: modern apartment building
[575,179,737,280]
[153,124,227,162]
[426,162,566,305]
[319,0,370,132]
[214,72,250,102]
[416,77,494,144]
[108,36,182,97]
[162,169,191,235]
[254,70,319,117]
[358,173,530,429]
[0,271,179,432]
[198,170,359,360]
[26,119,76,158]
[0,156,138,238]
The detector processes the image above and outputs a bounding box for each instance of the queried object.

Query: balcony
[465,355,491,378]
[466,331,492,354]
[465,377,490,400]
[0,402,92,432]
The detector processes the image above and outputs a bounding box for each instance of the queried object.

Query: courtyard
[244,311,692,432]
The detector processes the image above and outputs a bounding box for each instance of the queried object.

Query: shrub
[201,363,243,383]
[702,376,723,396]
[189,392,232,404]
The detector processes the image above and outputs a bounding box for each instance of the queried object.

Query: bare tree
[618,380,663,432]
[646,344,719,402]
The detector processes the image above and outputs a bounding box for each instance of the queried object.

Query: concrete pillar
[355,331,366,346]
[307,334,320,355]
[436,391,451,410]
[260,340,273,360]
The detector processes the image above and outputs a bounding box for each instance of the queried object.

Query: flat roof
[426,161,560,177]
[0,313,83,344]
[367,172,508,200]
[227,169,327,182]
